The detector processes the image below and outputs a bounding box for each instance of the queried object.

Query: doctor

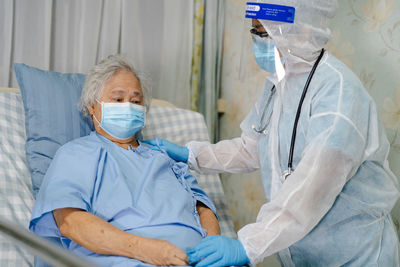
[145,0,400,266]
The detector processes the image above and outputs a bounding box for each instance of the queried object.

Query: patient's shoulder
[56,131,103,156]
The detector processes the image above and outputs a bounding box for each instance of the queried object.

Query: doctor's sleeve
[186,107,262,174]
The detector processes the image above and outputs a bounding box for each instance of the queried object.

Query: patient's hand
[53,208,188,266]
[135,237,189,266]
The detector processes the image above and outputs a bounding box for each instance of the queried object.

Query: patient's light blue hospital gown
[30,131,217,266]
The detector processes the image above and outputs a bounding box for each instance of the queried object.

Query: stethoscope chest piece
[280,169,292,183]
[252,125,268,135]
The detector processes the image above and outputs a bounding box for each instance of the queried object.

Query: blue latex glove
[187,236,250,267]
[142,139,189,163]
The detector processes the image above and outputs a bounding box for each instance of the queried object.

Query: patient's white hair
[79,54,152,118]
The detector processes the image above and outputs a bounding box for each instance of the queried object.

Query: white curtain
[199,0,224,142]
[0,0,194,109]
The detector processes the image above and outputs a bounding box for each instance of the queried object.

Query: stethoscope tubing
[253,48,326,180]
[252,86,276,134]
[288,48,326,172]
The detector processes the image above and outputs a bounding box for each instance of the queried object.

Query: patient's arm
[53,208,188,266]
[196,202,220,236]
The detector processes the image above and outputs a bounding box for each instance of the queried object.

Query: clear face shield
[245,1,337,75]
[239,2,296,82]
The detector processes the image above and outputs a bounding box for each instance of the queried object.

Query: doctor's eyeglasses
[250,28,270,38]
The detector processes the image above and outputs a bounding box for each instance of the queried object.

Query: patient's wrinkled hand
[134,237,189,266]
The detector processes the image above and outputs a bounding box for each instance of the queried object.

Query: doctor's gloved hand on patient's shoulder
[142,139,189,163]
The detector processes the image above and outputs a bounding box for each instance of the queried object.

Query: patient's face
[88,70,144,148]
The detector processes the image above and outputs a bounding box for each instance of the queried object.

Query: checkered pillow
[0,92,34,266]
[0,93,236,265]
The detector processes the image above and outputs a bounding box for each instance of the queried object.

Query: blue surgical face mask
[252,35,282,73]
[93,100,146,140]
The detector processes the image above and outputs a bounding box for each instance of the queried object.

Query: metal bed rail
[0,217,96,267]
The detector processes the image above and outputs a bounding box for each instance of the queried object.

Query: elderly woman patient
[29,55,220,266]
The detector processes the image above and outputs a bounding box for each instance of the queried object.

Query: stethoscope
[252,48,326,182]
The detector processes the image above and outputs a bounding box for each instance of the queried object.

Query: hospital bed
[0,87,235,266]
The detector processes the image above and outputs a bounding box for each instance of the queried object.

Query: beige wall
[219,0,400,266]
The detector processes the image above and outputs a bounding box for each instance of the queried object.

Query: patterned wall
[326,0,400,235]
[219,0,400,265]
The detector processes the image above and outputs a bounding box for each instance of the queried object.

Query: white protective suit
[187,0,400,265]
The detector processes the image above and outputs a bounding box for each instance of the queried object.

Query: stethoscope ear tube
[252,85,276,134]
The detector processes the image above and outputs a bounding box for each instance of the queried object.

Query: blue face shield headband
[93,100,146,140]
[245,2,295,23]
